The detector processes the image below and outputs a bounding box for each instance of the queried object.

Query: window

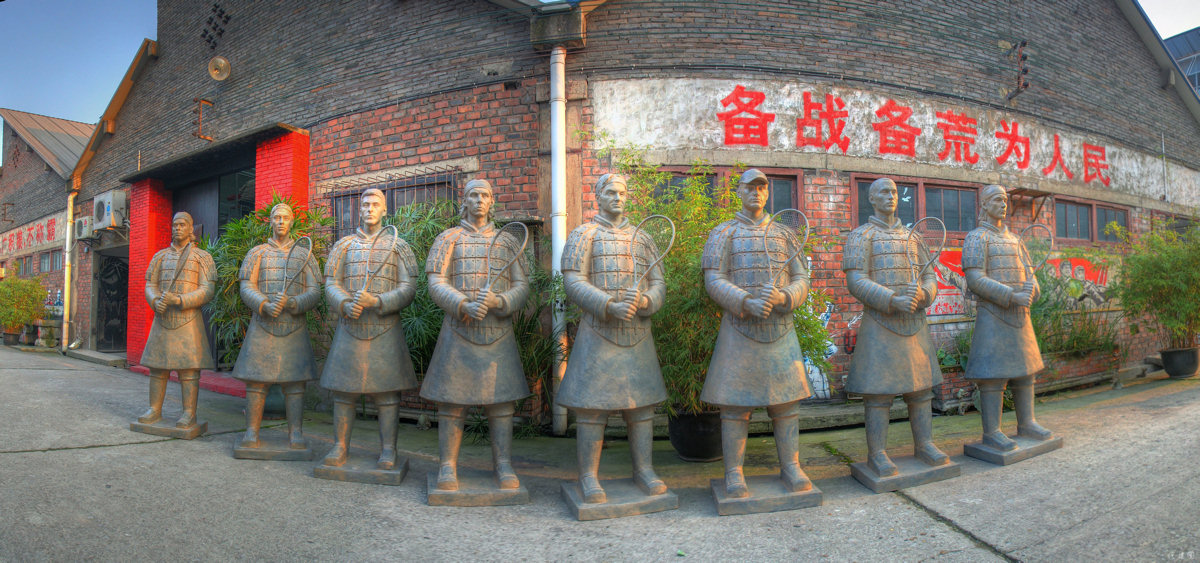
[658,167,802,215]
[1054,199,1127,242]
[15,256,31,276]
[853,175,977,231]
[331,172,457,239]
[1096,206,1127,242]
[39,250,63,273]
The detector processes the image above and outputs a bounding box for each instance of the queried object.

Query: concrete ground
[1,345,1197,561]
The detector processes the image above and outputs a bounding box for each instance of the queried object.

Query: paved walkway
[1,345,1197,561]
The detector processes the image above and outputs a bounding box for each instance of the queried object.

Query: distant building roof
[0,108,93,180]
[1165,26,1200,93]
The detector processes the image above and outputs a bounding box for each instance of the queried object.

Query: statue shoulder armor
[702,220,738,270]
[842,223,875,271]
[193,247,216,279]
[393,237,419,276]
[239,245,265,281]
[562,223,600,271]
[426,227,464,272]
[962,228,989,270]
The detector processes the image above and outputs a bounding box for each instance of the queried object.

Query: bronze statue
[963,185,1060,464]
[842,178,959,492]
[701,169,820,513]
[231,203,322,460]
[420,179,531,504]
[558,173,677,519]
[132,211,216,439]
[316,188,419,483]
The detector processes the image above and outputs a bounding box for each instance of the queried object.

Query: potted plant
[1109,221,1200,378]
[0,275,48,346]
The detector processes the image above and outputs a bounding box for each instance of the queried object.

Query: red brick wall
[126,178,172,365]
[255,131,311,209]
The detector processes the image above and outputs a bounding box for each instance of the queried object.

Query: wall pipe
[549,44,569,435]
[61,177,78,353]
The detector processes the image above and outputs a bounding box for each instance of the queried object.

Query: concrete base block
[964,435,1064,466]
[233,437,316,461]
[129,419,207,440]
[710,475,823,516]
[851,455,961,493]
[426,470,531,507]
[312,456,409,486]
[561,478,679,521]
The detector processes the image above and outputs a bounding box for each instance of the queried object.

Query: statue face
[171,216,192,245]
[738,181,769,213]
[271,207,294,238]
[465,188,493,221]
[597,182,626,216]
[869,181,898,215]
[360,193,386,228]
[983,192,1009,222]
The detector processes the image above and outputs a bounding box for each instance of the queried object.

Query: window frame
[1052,195,1130,244]
[848,173,981,233]
[330,172,458,240]
[657,166,804,215]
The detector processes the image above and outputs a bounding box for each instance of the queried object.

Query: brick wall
[255,131,311,208]
[0,124,68,245]
[126,178,171,365]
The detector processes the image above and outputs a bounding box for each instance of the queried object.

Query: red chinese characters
[1041,134,1075,180]
[934,109,980,164]
[797,92,850,153]
[717,85,775,146]
[46,218,55,240]
[872,100,922,157]
[1082,143,1111,186]
[994,119,1031,170]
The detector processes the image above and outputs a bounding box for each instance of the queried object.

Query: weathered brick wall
[0,124,68,237]
[126,179,171,365]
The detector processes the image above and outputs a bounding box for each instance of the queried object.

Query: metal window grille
[327,167,462,240]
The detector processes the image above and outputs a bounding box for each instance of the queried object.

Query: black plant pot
[667,411,723,462]
[1161,347,1199,379]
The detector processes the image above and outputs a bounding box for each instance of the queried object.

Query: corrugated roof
[0,108,93,180]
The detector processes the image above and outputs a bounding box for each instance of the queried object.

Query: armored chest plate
[447,230,515,345]
[728,222,795,343]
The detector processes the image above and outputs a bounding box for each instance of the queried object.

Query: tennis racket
[355,224,399,306]
[480,221,529,296]
[274,236,313,313]
[1018,223,1054,294]
[628,214,676,293]
[907,216,947,280]
[764,208,810,289]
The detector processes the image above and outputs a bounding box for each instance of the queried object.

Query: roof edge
[1115,0,1200,131]
[0,108,93,179]
[70,38,158,185]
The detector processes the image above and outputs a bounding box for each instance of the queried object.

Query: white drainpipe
[549,44,569,435]
[61,178,78,353]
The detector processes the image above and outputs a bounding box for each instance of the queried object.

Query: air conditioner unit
[94,190,128,230]
[75,216,94,239]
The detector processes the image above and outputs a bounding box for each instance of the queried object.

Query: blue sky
[0,0,1198,166]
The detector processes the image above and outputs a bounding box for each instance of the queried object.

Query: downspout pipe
[549,44,569,435]
[61,176,79,353]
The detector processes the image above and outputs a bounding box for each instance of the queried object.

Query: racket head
[908,216,947,279]
[483,221,529,290]
[1018,223,1054,272]
[766,208,809,287]
[630,214,676,289]
[282,236,313,294]
[362,224,399,291]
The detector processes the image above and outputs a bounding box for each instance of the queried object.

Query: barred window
[853,175,978,231]
[331,172,457,240]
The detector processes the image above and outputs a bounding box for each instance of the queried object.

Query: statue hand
[153,296,168,314]
[607,299,637,321]
[269,297,286,318]
[464,301,488,321]
[286,297,300,314]
[168,292,183,307]
[477,290,501,310]
[746,297,773,319]
[760,286,787,307]
[344,300,364,320]
[356,291,381,310]
[1013,290,1034,308]
[621,289,643,310]
[891,294,918,314]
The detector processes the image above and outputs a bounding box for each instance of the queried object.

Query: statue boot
[575,410,607,504]
[138,371,168,424]
[241,383,267,448]
[720,407,751,498]
[176,371,200,428]
[487,403,519,490]
[321,393,355,467]
[626,406,667,496]
[977,381,1017,451]
[436,405,466,491]
[864,395,899,477]
[282,382,306,449]
[375,393,400,470]
[769,402,811,493]
[906,390,949,466]
[1012,376,1053,440]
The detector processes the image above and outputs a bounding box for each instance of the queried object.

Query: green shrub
[1108,220,1200,350]
[0,276,48,332]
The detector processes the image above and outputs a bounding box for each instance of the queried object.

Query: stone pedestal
[313,456,409,486]
[233,437,316,461]
[710,475,823,516]
[426,470,530,507]
[850,456,961,493]
[129,420,208,440]
[964,435,1063,465]
[561,478,679,521]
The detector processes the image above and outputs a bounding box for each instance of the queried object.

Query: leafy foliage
[1108,220,1200,349]
[1029,267,1120,357]
[0,275,48,332]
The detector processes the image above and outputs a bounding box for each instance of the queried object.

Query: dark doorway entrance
[96,253,129,352]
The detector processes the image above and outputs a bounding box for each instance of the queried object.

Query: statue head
[461,179,495,222]
[595,174,628,220]
[171,212,195,245]
[980,184,1009,223]
[737,169,769,214]
[868,178,898,216]
[269,202,295,239]
[360,188,386,229]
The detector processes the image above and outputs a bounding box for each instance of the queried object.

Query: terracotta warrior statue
[702,169,813,498]
[559,173,669,504]
[320,188,419,471]
[421,179,530,491]
[842,178,949,478]
[963,185,1053,452]
[231,202,322,455]
[137,211,216,434]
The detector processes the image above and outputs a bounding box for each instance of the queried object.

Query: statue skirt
[844,313,941,396]
[701,315,812,407]
[557,319,666,411]
[140,316,214,371]
[420,317,530,406]
[965,306,1044,380]
[320,321,418,394]
[232,319,318,383]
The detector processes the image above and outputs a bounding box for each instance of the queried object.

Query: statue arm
[144,252,163,306]
[638,260,666,317]
[917,244,939,308]
[965,268,1012,307]
[564,271,612,320]
[1019,244,1041,300]
[780,257,810,311]
[238,248,269,314]
[702,224,751,315]
[179,252,217,310]
[846,269,895,313]
[292,255,323,313]
[378,242,418,314]
[495,256,530,317]
[426,235,470,317]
